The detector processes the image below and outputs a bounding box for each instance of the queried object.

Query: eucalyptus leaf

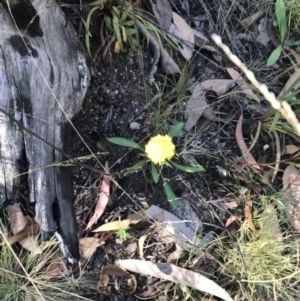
[129,160,145,172]
[171,161,205,173]
[266,45,282,67]
[107,137,143,150]
[163,180,177,208]
[151,163,159,183]
[169,122,184,138]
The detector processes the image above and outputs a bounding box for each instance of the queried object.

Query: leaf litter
[116,259,234,301]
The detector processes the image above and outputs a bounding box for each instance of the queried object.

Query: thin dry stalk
[211,34,300,136]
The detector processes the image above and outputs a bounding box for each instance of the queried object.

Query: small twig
[211,34,300,136]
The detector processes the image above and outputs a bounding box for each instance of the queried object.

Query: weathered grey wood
[0,0,90,261]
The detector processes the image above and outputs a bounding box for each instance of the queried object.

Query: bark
[0,0,90,261]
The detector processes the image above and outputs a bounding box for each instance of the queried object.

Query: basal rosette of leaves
[107,123,205,208]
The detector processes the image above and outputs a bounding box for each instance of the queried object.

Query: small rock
[130,122,141,130]
[170,196,203,234]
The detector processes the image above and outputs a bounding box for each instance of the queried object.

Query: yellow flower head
[145,135,175,164]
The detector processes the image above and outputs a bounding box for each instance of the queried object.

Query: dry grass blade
[235,114,261,170]
[241,9,266,27]
[116,259,234,301]
[212,34,300,136]
[278,67,300,99]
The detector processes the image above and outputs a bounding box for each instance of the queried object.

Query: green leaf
[105,15,113,32]
[121,7,131,22]
[151,163,159,183]
[267,45,282,67]
[129,160,145,171]
[291,40,300,47]
[107,137,143,150]
[163,161,173,168]
[162,180,177,208]
[85,6,101,57]
[275,0,287,43]
[125,28,137,36]
[169,122,184,138]
[269,111,281,133]
[170,161,205,173]
[112,12,123,50]
[123,20,135,26]
[280,76,300,100]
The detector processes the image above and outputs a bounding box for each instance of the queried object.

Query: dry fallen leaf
[86,161,111,230]
[92,219,141,232]
[117,260,233,301]
[285,144,300,154]
[193,29,219,54]
[45,251,69,280]
[136,22,160,82]
[227,68,260,103]
[159,44,181,74]
[7,220,39,246]
[235,114,261,170]
[241,9,266,27]
[145,205,198,244]
[256,17,271,46]
[200,79,236,96]
[79,237,104,264]
[152,0,172,31]
[100,265,137,294]
[282,165,300,232]
[284,46,300,65]
[6,204,39,251]
[168,12,194,60]
[135,280,170,299]
[244,201,259,234]
[184,83,207,131]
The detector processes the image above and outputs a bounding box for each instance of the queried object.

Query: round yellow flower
[145,135,175,164]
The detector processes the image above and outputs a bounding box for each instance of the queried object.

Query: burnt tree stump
[0,0,90,261]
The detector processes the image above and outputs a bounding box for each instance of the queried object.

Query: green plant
[267,0,287,66]
[85,3,173,57]
[213,198,300,301]
[115,227,131,240]
[0,226,98,300]
[107,123,205,208]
